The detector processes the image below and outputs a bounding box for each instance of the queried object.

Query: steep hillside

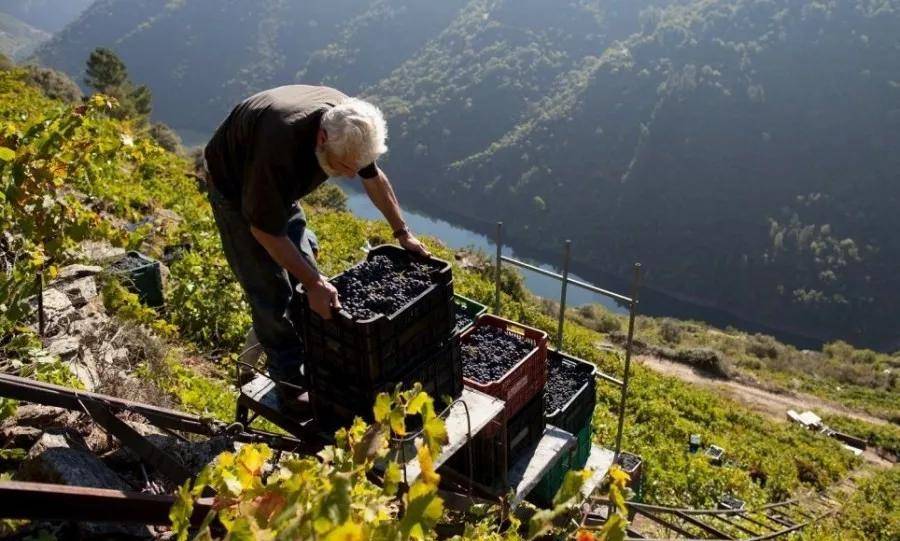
[0,11,47,59]
[1,68,894,539]
[32,0,900,350]
[0,0,93,32]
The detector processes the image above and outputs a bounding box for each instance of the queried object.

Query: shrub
[24,66,83,103]
[148,122,183,154]
[659,319,683,344]
[303,182,348,211]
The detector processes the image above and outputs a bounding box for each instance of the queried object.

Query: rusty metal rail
[583,493,839,540]
[0,372,317,453]
[0,481,213,525]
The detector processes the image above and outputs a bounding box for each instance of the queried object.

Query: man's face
[316,139,359,178]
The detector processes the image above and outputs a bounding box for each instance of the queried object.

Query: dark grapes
[462,325,534,384]
[544,355,593,415]
[331,254,433,319]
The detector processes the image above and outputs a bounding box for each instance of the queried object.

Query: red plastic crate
[461,314,547,435]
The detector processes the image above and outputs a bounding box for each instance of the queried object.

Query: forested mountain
[0,0,93,32]
[0,11,47,59]
[34,0,900,350]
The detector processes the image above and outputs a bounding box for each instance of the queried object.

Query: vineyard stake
[494,222,503,313]
[36,271,44,337]
[556,240,571,348]
[612,263,642,462]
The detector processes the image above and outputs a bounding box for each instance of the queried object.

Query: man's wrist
[392,224,411,239]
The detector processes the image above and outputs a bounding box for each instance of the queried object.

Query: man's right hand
[307,278,341,319]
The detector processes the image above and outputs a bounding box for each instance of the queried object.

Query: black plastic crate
[544,349,597,436]
[312,336,463,431]
[508,390,546,462]
[296,245,454,388]
[615,452,643,490]
[445,391,546,490]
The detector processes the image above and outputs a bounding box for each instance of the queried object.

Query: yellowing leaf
[406,391,429,415]
[324,522,363,541]
[0,147,14,162]
[373,393,391,422]
[609,465,631,486]
[416,444,440,487]
[383,461,402,497]
[390,408,407,436]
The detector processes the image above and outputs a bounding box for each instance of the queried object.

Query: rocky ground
[1,247,230,539]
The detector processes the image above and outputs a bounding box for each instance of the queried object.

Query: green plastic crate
[109,251,164,308]
[452,294,487,333]
[529,423,592,506]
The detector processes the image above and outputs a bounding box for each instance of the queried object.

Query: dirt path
[635,354,891,427]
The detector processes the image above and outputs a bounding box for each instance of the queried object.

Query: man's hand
[399,233,431,257]
[307,278,341,319]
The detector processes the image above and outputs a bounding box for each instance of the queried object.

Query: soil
[331,254,432,320]
[462,325,533,384]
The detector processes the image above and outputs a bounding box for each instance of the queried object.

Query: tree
[84,47,152,120]
[84,47,127,94]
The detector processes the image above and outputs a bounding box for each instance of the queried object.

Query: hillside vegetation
[32,0,900,352]
[2,67,896,539]
[0,0,92,32]
[0,11,47,59]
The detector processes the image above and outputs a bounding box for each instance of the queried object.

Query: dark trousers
[207,185,318,383]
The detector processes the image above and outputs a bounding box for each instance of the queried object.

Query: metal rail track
[582,492,840,540]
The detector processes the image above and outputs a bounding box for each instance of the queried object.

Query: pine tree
[84,47,153,120]
[84,48,128,94]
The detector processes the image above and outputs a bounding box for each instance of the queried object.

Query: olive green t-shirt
[204,85,378,235]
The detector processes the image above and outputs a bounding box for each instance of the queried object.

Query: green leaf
[0,147,14,162]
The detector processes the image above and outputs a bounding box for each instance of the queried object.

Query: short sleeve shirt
[204,85,378,235]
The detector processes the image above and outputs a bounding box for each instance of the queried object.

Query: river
[345,189,824,350]
[345,190,628,314]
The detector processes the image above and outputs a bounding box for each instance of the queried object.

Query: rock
[7,404,72,429]
[32,288,73,314]
[102,347,129,365]
[67,359,99,391]
[78,240,127,263]
[60,276,98,307]
[0,425,43,448]
[57,264,103,281]
[68,307,109,337]
[17,432,130,490]
[45,335,81,360]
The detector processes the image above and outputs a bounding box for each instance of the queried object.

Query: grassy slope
[1,68,894,538]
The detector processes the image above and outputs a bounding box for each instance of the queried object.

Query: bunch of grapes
[461,325,533,384]
[544,355,593,414]
[331,255,433,319]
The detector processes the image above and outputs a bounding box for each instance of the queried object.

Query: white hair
[320,98,388,167]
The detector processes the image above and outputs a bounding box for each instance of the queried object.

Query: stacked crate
[530,349,597,506]
[295,245,463,430]
[447,314,548,489]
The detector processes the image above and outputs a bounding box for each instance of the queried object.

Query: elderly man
[203,85,429,401]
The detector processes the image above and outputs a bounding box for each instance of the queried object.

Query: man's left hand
[399,233,431,257]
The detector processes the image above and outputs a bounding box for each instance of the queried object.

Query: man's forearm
[250,226,321,287]
[362,172,406,232]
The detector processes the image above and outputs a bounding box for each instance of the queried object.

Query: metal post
[613,263,642,462]
[494,222,503,313]
[556,240,571,349]
[36,271,45,338]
